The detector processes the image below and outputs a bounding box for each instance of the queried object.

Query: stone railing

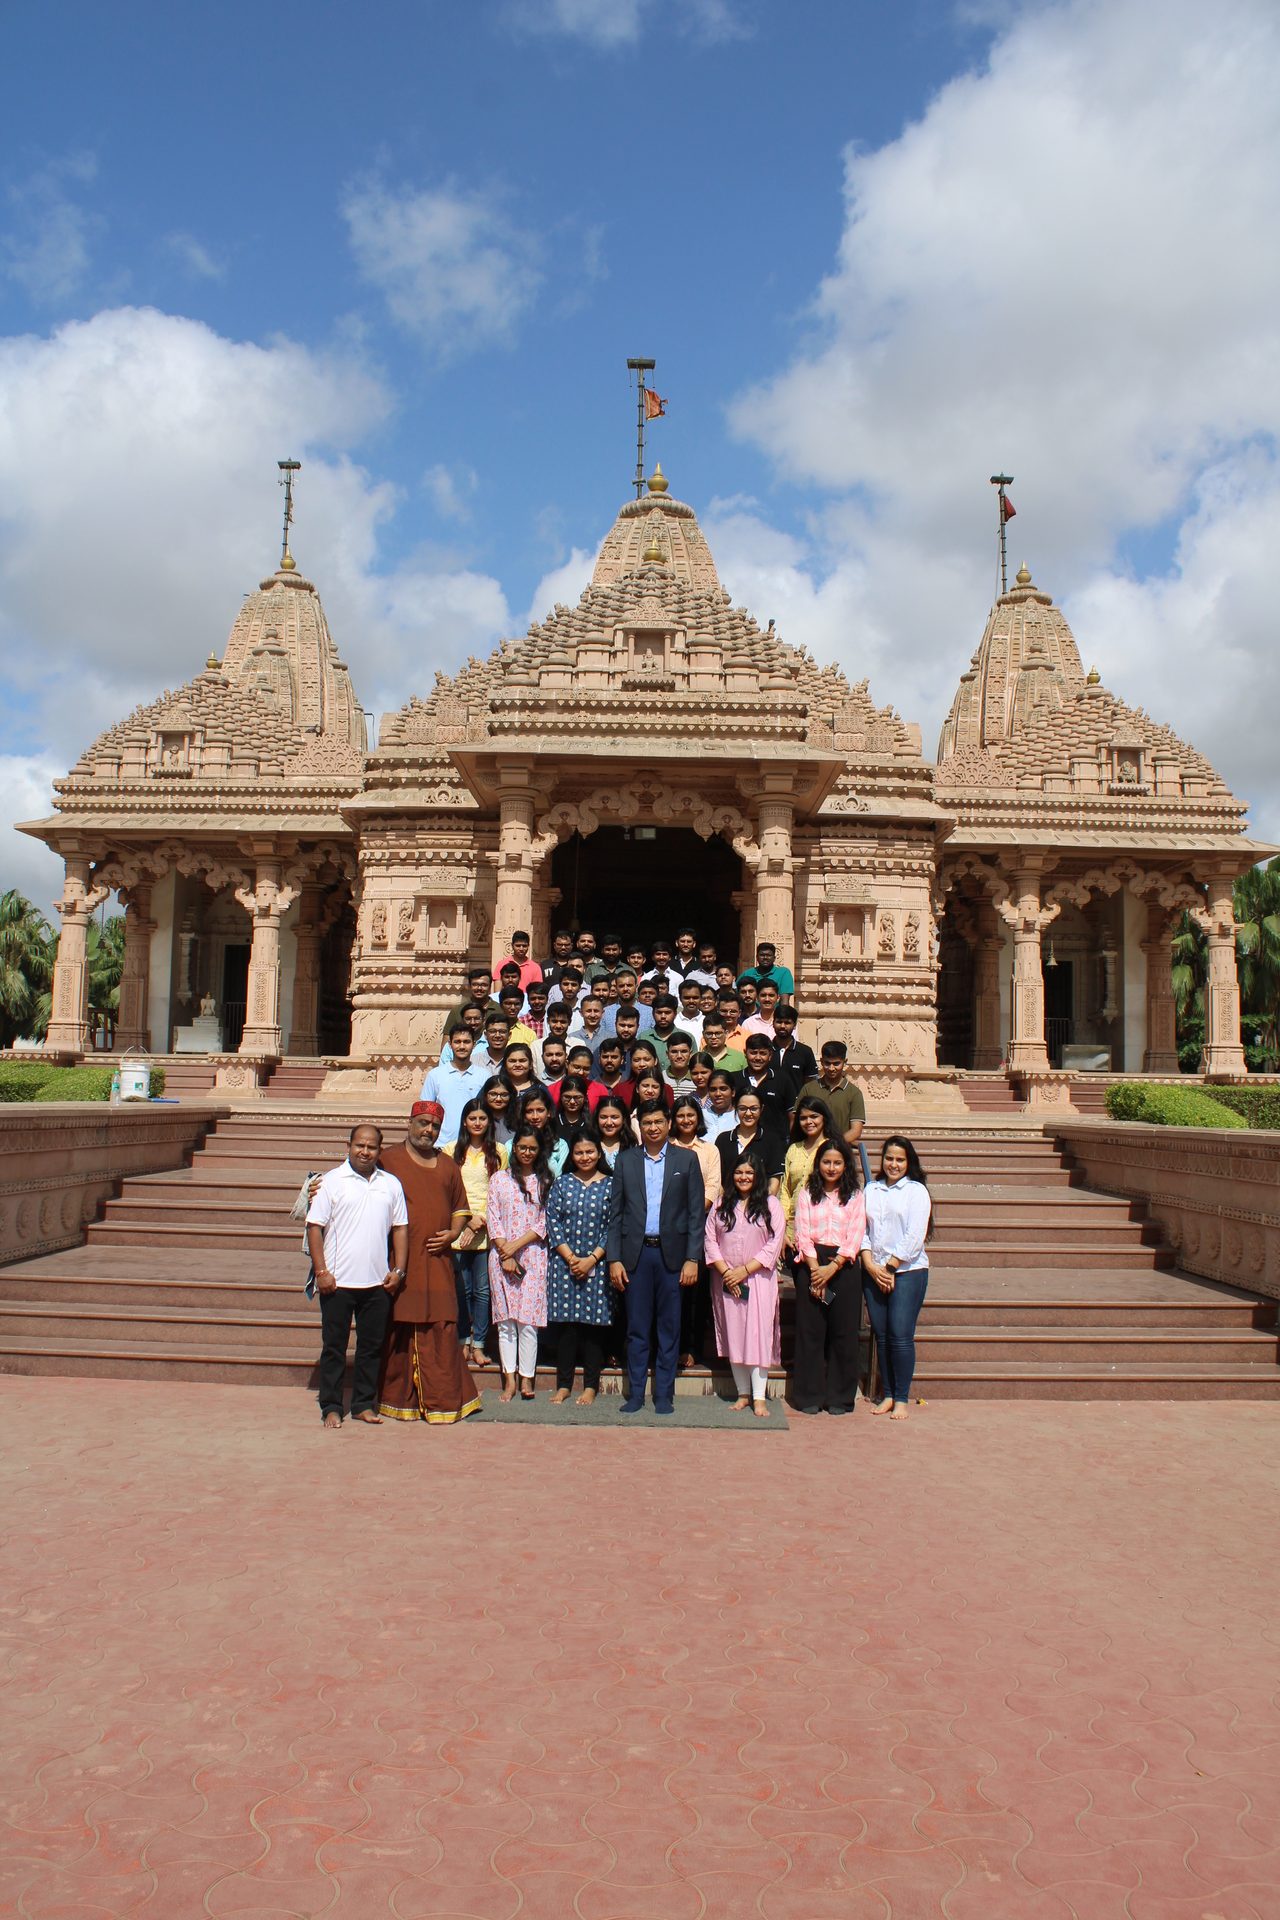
[0,1103,230,1267]
[1051,1119,1280,1303]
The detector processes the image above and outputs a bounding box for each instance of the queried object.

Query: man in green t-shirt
[700,1012,746,1074]
[795,1039,865,1147]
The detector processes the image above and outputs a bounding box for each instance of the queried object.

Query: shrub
[0,1061,165,1102]
[1105,1082,1247,1129]
[1205,1085,1280,1130]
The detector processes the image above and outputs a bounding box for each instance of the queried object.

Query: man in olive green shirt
[700,1013,746,1074]
[795,1039,865,1146]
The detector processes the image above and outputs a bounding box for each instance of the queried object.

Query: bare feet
[576,1387,597,1407]
[889,1402,910,1420]
[679,1352,696,1371]
[500,1373,517,1404]
[322,1410,342,1429]
[752,1399,770,1419]
[352,1409,382,1425]
[732,1395,751,1412]
[520,1378,537,1401]
[551,1387,571,1405]
[869,1399,895,1416]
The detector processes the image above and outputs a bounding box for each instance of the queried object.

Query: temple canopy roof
[379,473,923,774]
[938,563,1085,759]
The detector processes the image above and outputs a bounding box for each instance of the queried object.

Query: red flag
[644,388,667,420]
[1001,495,1016,521]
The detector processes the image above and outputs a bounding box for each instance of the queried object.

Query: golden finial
[280,547,296,572]
[647,463,669,495]
[206,652,221,670]
[1015,562,1031,585]
[1086,665,1101,685]
[642,526,666,564]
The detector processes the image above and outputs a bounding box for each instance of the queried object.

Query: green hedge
[0,1062,166,1103]
[1203,1084,1280,1130]
[1105,1082,1248,1129]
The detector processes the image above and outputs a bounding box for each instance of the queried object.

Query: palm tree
[1234,856,1280,1067]
[0,891,55,1046]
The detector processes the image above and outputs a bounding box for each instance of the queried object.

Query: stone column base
[1010,1069,1076,1111]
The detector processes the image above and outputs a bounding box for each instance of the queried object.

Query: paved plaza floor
[2,1378,1278,1919]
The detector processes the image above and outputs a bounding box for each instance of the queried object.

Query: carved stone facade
[20,487,1270,1098]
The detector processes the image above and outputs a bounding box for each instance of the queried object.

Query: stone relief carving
[878,913,898,959]
[371,902,388,944]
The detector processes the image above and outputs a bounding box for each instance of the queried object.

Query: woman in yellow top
[780,1097,838,1252]
[672,1093,723,1373]
[446,1098,509,1370]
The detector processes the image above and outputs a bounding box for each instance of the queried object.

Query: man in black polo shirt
[733,1032,798,1134]
[772,1003,817,1085]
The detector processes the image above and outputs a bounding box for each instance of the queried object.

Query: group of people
[305,927,934,1426]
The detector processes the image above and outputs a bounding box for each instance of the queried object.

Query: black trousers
[791,1251,863,1414]
[552,1322,606,1391]
[318,1286,391,1418]
[679,1262,712,1362]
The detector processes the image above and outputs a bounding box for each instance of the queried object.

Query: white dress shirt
[861,1176,932,1272]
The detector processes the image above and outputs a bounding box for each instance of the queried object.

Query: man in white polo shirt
[306,1124,409,1429]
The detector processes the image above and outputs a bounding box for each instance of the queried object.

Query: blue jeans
[453,1247,490,1346]
[862,1266,928,1403]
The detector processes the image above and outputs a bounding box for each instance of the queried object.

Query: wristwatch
[390,1267,406,1279]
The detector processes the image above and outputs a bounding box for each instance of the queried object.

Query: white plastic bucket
[118,1061,151,1102]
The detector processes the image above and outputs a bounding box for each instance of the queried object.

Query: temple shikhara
[21,460,1268,1107]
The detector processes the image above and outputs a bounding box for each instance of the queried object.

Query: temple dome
[937,564,1084,760]
[590,480,722,594]
[219,561,367,751]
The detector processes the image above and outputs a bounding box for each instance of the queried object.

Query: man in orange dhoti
[378,1102,482,1424]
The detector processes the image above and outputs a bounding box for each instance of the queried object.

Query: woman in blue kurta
[545,1134,615,1405]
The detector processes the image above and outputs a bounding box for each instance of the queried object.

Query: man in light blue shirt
[606,1102,705,1415]
[598,969,655,1039]
[419,1026,487,1147]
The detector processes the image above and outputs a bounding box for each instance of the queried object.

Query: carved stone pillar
[115,884,155,1051]
[973,928,1005,1070]
[289,883,323,1057]
[751,775,797,977]
[1200,872,1246,1077]
[1003,863,1057,1073]
[731,889,757,976]
[46,857,106,1055]
[531,873,561,963]
[1141,905,1180,1073]
[236,863,295,1058]
[491,769,538,971]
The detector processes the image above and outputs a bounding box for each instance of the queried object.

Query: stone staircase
[0,1111,1276,1400]
[958,1072,1025,1115]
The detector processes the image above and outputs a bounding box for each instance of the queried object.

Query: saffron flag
[1001,495,1016,521]
[644,388,668,420]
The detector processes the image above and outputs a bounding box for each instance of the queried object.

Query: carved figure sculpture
[878,913,897,959]
[371,901,388,944]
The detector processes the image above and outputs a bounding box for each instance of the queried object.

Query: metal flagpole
[990,472,1013,595]
[278,457,301,567]
[627,357,655,497]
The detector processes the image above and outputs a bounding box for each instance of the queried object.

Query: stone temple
[21,465,1270,1109]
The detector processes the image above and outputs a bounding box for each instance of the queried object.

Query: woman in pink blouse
[793,1137,868,1416]
[486,1127,551,1402]
[704,1151,785,1418]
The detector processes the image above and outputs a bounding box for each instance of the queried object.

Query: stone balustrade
[1051,1119,1280,1302]
[0,1103,229,1267]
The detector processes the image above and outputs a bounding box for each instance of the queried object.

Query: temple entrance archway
[551,826,741,958]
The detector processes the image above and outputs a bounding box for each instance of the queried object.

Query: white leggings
[497,1320,539,1379]
[731,1362,769,1402]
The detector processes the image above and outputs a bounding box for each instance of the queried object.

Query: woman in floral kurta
[486,1128,550,1400]
[545,1134,615,1405]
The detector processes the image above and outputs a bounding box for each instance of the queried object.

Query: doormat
[474,1386,788,1430]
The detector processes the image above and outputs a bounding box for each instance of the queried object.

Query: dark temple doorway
[551,827,741,959]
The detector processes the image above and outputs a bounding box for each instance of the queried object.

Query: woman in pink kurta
[486,1128,550,1401]
[704,1151,786,1418]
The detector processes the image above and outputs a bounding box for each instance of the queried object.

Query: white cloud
[525,547,595,628]
[503,0,745,47]
[166,232,225,281]
[0,306,515,888]
[729,0,1280,841]
[0,755,67,914]
[2,154,99,304]
[423,462,479,522]
[342,177,542,355]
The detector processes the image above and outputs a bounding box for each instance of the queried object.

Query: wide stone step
[906,1361,1280,1401]
[0,1301,315,1351]
[910,1326,1278,1366]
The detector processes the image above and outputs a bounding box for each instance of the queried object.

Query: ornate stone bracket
[535,777,761,867]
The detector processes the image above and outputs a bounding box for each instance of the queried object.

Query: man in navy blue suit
[607,1100,705,1414]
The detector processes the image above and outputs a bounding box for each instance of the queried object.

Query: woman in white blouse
[861,1135,933,1420]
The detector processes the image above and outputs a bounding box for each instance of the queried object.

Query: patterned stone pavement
[1,1379,1278,1919]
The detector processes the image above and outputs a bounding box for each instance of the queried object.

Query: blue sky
[2,0,1278,906]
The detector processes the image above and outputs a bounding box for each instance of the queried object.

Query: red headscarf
[410,1100,445,1122]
